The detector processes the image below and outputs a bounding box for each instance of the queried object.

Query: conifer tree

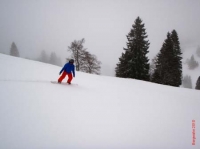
[10,42,20,57]
[152,31,182,87]
[115,51,130,78]
[182,75,192,89]
[115,17,150,81]
[170,30,182,86]
[195,76,200,90]
[39,50,49,63]
[188,55,199,69]
[149,56,158,81]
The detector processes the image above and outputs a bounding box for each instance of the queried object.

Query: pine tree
[149,56,158,81]
[170,30,182,86]
[188,55,199,69]
[195,76,200,90]
[152,31,182,87]
[115,51,130,78]
[115,17,150,81]
[152,33,174,85]
[39,50,49,63]
[10,42,20,57]
[182,75,192,89]
[49,52,57,65]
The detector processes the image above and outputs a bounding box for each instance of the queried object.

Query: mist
[0,0,200,76]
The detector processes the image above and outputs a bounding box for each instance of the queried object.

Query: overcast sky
[0,0,200,76]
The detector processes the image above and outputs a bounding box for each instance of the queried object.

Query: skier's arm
[59,66,65,75]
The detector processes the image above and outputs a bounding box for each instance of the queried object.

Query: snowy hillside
[0,53,199,149]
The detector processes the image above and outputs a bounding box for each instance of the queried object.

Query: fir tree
[115,17,150,81]
[182,75,192,89]
[115,51,130,78]
[152,33,174,85]
[195,76,200,90]
[152,31,182,87]
[188,55,199,69]
[149,56,158,81]
[10,42,20,57]
[49,52,57,65]
[170,30,182,86]
[39,50,49,63]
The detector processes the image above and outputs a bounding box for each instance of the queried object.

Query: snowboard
[51,81,78,86]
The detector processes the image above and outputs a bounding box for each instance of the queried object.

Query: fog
[0,0,200,76]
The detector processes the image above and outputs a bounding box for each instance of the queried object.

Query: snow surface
[0,53,199,149]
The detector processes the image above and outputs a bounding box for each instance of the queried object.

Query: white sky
[0,0,200,75]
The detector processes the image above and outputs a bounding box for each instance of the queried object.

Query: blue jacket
[60,62,75,77]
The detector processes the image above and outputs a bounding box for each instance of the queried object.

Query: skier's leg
[58,71,67,83]
[67,73,73,84]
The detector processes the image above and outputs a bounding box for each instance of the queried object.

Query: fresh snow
[0,53,199,149]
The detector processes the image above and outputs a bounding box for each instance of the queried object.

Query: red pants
[58,71,73,83]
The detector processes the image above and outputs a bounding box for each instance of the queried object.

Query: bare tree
[68,38,101,74]
[68,38,86,71]
[81,51,101,74]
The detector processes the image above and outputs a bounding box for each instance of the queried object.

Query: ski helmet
[69,59,74,63]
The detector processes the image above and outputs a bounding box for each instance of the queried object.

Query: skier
[58,59,75,84]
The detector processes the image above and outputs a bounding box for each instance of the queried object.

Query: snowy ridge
[0,54,199,149]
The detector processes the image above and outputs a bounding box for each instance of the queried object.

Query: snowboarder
[58,59,75,84]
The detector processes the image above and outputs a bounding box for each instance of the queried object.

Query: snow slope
[0,54,199,149]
